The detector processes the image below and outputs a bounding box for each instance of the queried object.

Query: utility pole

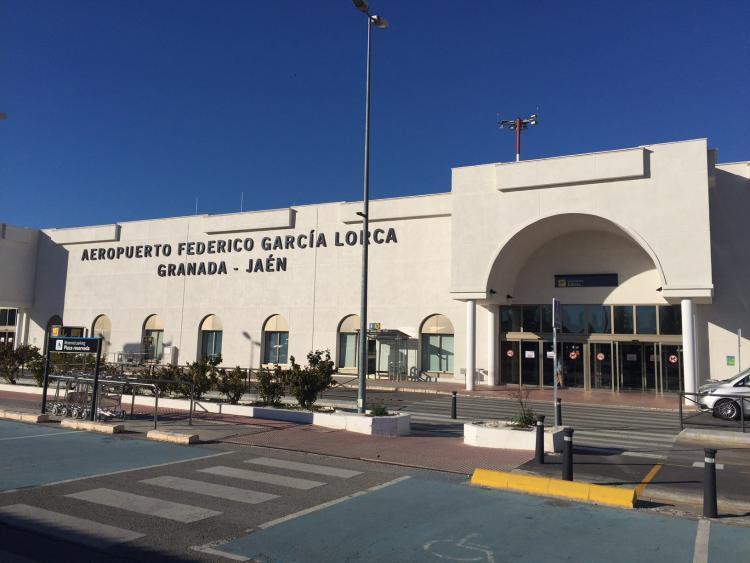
[499,114,538,162]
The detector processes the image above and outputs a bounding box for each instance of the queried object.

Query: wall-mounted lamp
[489,289,497,295]
[656,287,663,292]
[506,294,513,300]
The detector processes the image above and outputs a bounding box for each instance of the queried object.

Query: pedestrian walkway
[0,451,384,555]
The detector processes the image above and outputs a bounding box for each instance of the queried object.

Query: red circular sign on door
[668,354,679,364]
[506,349,514,358]
[569,350,580,360]
[596,352,605,361]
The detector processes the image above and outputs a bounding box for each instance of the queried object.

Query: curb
[470,468,636,509]
[60,419,124,434]
[147,430,199,445]
[0,410,50,424]
[677,428,750,447]
[642,486,750,513]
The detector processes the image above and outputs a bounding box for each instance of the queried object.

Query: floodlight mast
[499,114,538,162]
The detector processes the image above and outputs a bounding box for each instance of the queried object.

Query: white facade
[2,139,749,397]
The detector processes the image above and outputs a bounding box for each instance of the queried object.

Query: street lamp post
[352,0,388,414]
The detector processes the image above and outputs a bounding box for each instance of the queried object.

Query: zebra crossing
[0,454,366,554]
[404,395,681,455]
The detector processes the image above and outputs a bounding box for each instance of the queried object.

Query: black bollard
[451,391,457,419]
[703,448,718,518]
[562,427,574,481]
[535,415,546,464]
[555,398,563,426]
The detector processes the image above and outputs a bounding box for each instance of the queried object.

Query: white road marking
[622,451,669,460]
[245,457,362,478]
[66,488,221,523]
[258,475,411,530]
[198,466,325,490]
[692,462,725,470]
[0,430,84,442]
[2,450,235,494]
[0,504,144,547]
[692,518,710,563]
[424,532,496,562]
[141,476,278,504]
[191,545,250,561]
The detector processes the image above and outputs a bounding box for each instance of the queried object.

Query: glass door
[619,343,643,390]
[521,341,540,387]
[542,341,555,387]
[590,342,613,390]
[645,344,658,391]
[661,344,683,392]
[562,342,585,388]
[500,341,520,384]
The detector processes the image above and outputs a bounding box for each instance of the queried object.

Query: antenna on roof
[499,113,538,162]
[195,197,198,215]
[240,192,244,213]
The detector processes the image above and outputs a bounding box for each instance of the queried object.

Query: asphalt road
[1,419,748,562]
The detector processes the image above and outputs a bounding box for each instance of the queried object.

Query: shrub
[510,387,535,428]
[28,356,47,387]
[286,350,335,410]
[257,366,284,406]
[219,366,246,404]
[370,404,389,417]
[182,355,221,399]
[0,344,42,384]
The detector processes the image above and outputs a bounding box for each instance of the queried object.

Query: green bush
[286,350,335,410]
[370,404,389,417]
[510,387,535,428]
[0,344,43,384]
[181,355,221,399]
[257,366,284,406]
[219,366,246,404]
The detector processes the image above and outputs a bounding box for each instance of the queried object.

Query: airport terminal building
[1,138,749,400]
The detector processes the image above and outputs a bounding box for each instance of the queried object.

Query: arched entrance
[486,214,682,393]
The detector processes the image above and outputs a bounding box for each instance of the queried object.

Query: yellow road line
[635,463,663,496]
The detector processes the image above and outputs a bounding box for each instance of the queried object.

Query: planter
[464,421,566,453]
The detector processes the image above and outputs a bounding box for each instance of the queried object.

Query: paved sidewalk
[223,424,532,475]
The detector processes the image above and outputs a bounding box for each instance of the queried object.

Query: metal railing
[46,374,194,429]
[679,391,747,433]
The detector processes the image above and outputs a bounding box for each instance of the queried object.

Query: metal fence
[45,374,195,429]
[678,391,748,433]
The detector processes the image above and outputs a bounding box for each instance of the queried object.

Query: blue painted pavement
[0,420,214,491]
[218,477,750,563]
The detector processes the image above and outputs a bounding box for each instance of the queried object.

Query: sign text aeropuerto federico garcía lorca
[79,227,399,277]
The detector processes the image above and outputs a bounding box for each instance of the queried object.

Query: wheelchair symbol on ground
[424,533,497,562]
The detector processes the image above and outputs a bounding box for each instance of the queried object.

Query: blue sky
[2,0,748,229]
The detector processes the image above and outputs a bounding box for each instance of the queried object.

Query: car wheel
[715,399,740,421]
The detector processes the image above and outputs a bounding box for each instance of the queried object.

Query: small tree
[219,366,246,404]
[182,354,222,399]
[257,365,285,406]
[0,343,21,384]
[510,386,535,428]
[287,350,335,410]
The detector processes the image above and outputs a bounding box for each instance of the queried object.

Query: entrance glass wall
[500,304,683,392]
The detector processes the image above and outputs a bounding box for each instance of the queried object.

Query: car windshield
[725,368,750,384]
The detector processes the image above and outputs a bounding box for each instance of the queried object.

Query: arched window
[420,314,454,373]
[143,314,165,361]
[263,314,289,365]
[199,315,222,360]
[91,314,112,357]
[337,315,360,369]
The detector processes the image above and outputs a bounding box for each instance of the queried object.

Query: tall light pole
[499,114,538,162]
[352,0,388,414]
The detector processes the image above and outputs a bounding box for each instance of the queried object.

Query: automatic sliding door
[590,342,613,390]
[521,341,540,387]
[500,341,520,384]
[562,343,584,388]
[619,343,642,390]
[661,344,683,392]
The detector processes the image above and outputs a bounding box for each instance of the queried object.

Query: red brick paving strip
[225,425,533,475]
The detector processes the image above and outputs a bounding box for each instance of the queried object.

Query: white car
[697,369,750,420]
